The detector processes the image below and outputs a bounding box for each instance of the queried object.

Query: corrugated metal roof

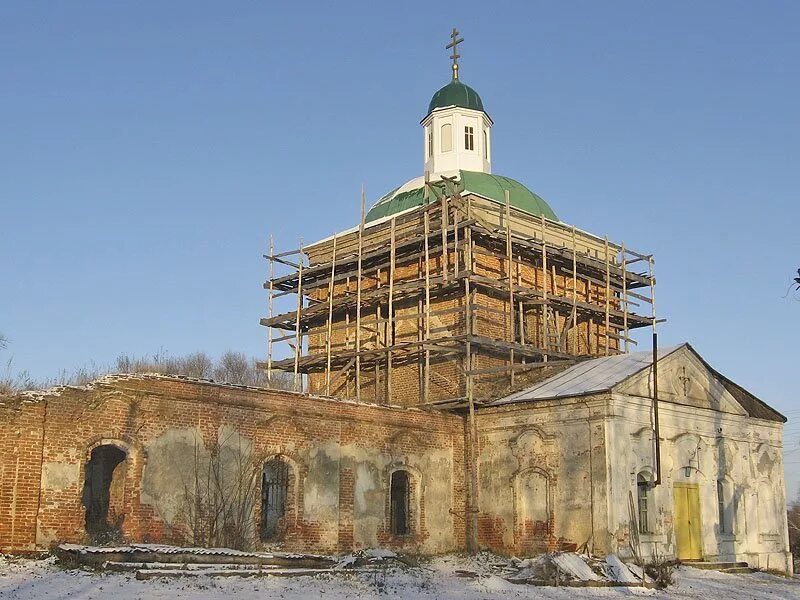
[494,345,684,405]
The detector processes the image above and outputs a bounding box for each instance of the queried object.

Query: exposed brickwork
[0,377,464,554]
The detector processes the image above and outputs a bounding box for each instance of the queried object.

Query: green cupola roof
[427,80,485,116]
[365,171,558,223]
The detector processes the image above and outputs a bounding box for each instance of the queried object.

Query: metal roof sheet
[494,345,684,405]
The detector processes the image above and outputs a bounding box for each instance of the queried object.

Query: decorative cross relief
[677,366,692,396]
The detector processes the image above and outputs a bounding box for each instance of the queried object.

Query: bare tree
[214,351,251,385]
[177,430,263,550]
[2,347,294,394]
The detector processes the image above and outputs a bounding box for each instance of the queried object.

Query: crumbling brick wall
[0,376,465,555]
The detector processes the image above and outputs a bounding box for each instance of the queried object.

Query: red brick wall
[0,377,465,554]
[0,400,45,552]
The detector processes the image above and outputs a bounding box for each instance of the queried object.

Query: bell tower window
[483,130,488,159]
[441,124,452,152]
[464,126,474,150]
[427,129,433,158]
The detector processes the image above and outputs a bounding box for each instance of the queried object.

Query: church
[0,31,791,573]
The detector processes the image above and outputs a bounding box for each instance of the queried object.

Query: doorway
[82,444,127,541]
[674,483,702,560]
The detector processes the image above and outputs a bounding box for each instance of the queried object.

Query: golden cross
[446,27,464,81]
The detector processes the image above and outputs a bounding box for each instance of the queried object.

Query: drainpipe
[652,332,661,487]
[648,256,661,488]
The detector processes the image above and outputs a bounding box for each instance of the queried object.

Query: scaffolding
[259,178,657,407]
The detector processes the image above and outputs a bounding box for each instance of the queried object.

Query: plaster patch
[42,462,79,491]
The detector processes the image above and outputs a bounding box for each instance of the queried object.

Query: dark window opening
[261,458,290,542]
[82,444,127,542]
[390,470,411,536]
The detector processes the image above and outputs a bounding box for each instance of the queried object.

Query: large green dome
[427,80,485,115]
[365,171,558,223]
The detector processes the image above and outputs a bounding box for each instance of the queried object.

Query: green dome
[365,171,558,223]
[427,80,485,115]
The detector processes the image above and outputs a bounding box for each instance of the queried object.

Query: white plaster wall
[422,107,492,178]
[605,352,791,573]
[347,441,456,554]
[476,397,610,555]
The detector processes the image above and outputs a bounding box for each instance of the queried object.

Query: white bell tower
[422,29,492,180]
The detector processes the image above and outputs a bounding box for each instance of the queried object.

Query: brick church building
[0,33,791,572]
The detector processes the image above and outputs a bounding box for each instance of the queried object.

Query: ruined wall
[0,376,464,555]
[0,399,45,552]
[605,348,792,573]
[473,395,610,556]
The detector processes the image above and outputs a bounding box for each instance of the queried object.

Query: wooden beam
[267,234,274,382]
[424,210,431,403]
[505,190,515,386]
[604,236,610,356]
[622,242,629,353]
[293,239,304,392]
[325,233,337,395]
[355,187,365,401]
[387,217,396,404]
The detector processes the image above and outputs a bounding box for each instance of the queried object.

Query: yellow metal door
[674,484,702,560]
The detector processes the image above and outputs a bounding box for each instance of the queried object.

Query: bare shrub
[177,430,263,550]
[645,552,676,589]
[1,346,294,395]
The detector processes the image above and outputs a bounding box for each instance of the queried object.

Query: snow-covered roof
[493,345,684,405]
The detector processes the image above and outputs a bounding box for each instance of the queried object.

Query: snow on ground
[1,554,799,600]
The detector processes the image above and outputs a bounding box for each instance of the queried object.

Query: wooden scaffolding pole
[540,215,548,362]
[604,236,610,356]
[293,238,304,392]
[441,195,449,283]
[387,217,396,403]
[355,187,365,401]
[505,190,515,385]
[325,234,338,395]
[423,210,431,402]
[571,225,578,355]
[622,243,629,353]
[267,234,274,382]
[465,197,478,553]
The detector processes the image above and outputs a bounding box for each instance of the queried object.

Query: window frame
[464,125,474,150]
[637,472,651,535]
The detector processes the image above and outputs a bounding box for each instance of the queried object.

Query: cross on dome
[446,27,464,81]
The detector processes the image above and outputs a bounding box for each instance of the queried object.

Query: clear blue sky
[1,3,798,491]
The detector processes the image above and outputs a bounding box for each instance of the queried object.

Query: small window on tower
[427,129,433,158]
[441,124,452,152]
[465,126,474,150]
[483,130,488,159]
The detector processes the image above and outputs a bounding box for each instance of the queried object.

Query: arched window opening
[483,130,488,159]
[82,444,127,541]
[464,126,474,150]
[390,470,411,536]
[637,473,651,534]
[427,129,433,158]
[440,123,452,153]
[261,458,290,542]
